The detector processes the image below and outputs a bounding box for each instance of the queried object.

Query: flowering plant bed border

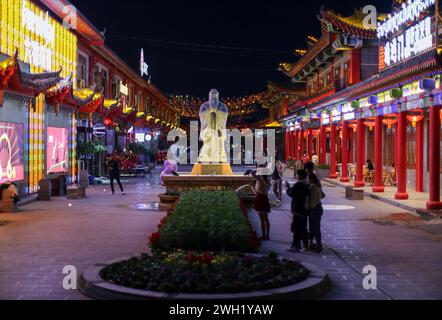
[78,256,331,300]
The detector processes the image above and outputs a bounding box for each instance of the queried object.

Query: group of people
[286,163,325,253]
[250,156,325,254]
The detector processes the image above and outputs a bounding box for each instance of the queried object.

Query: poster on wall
[0,121,24,184]
[46,127,69,174]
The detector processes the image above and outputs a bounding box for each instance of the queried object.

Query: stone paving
[0,169,441,300]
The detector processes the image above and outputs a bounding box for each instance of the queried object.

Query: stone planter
[316,168,330,180]
[158,194,179,211]
[78,257,331,300]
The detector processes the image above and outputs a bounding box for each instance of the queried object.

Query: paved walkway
[322,178,441,219]
[0,171,441,300]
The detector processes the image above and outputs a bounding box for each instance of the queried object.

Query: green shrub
[151,190,258,252]
[316,164,331,169]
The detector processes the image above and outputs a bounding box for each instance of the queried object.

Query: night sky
[71,0,392,98]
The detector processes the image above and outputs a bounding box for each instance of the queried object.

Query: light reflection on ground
[129,203,160,211]
[323,205,355,211]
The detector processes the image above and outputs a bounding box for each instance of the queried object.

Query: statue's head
[209,89,219,106]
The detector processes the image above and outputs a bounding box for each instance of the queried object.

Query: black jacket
[287,181,309,215]
[107,159,121,177]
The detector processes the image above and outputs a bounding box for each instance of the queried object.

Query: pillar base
[329,174,338,179]
[372,186,385,193]
[340,177,350,182]
[426,201,442,210]
[354,181,365,187]
[394,192,409,200]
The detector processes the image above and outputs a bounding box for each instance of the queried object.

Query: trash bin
[50,175,67,197]
[78,160,89,189]
[38,179,51,201]
[59,175,67,196]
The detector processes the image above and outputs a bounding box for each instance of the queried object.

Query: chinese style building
[279,1,442,210]
[0,0,176,196]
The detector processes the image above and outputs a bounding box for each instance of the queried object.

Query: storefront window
[77,52,89,89]
[93,64,109,98]
[384,127,395,166]
[111,77,121,99]
[406,126,416,169]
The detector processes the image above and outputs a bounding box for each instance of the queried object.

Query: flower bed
[100,251,310,294]
[149,190,259,252]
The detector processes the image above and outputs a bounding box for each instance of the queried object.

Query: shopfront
[0,0,77,195]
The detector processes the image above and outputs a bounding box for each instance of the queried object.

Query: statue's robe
[198,102,229,163]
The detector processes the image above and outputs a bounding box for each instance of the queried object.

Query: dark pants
[273,179,283,201]
[309,206,323,247]
[291,214,309,249]
[110,175,124,194]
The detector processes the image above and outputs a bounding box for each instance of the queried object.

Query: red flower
[148,231,161,244]
[200,252,214,264]
[185,253,198,264]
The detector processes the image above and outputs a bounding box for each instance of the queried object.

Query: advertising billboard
[0,121,24,183]
[46,127,69,174]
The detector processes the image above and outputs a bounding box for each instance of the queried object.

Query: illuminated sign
[383,17,433,68]
[119,81,128,95]
[342,103,356,121]
[331,107,342,123]
[377,0,435,38]
[140,49,149,77]
[46,127,69,174]
[0,122,24,183]
[321,113,330,125]
[378,0,435,69]
[93,123,106,137]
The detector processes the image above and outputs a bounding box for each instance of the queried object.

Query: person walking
[250,166,272,241]
[107,154,125,195]
[272,158,287,202]
[286,170,310,252]
[306,173,325,253]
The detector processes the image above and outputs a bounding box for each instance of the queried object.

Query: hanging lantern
[406,109,424,127]
[363,118,375,131]
[349,122,357,133]
[382,114,398,128]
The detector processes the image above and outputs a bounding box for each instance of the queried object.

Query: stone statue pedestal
[191,163,234,176]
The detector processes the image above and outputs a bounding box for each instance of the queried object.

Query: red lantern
[382,115,398,128]
[349,122,358,133]
[363,118,375,131]
[406,109,424,127]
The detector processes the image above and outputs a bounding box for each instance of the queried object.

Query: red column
[290,130,295,159]
[340,121,349,182]
[349,127,354,163]
[373,116,384,192]
[329,123,338,179]
[427,105,442,209]
[307,128,313,158]
[285,130,290,161]
[395,111,409,200]
[320,125,327,164]
[354,118,365,187]
[300,129,305,158]
[316,134,320,156]
[293,130,298,160]
[415,120,424,192]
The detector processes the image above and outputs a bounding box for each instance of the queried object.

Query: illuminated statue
[198,89,229,163]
